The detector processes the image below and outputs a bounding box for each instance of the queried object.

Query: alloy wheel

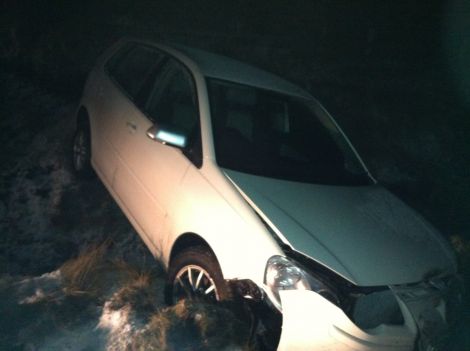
[172,264,220,303]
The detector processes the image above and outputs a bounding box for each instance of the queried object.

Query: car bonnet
[223,169,457,286]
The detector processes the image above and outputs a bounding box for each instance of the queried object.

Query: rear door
[95,43,164,184]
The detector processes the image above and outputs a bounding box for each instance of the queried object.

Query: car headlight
[264,255,339,310]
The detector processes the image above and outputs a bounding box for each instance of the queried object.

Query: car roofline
[117,37,313,100]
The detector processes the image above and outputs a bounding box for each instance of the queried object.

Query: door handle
[126,121,137,132]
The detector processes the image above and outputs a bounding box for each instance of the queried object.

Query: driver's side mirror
[146,125,187,148]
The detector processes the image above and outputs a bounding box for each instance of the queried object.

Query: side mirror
[146,125,187,148]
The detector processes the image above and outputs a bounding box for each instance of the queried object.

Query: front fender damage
[228,279,282,350]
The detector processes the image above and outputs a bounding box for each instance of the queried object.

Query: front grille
[391,275,464,351]
[351,289,404,330]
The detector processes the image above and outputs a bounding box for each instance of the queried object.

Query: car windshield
[208,79,372,185]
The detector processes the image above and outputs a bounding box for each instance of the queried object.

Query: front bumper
[276,274,462,351]
[277,290,416,351]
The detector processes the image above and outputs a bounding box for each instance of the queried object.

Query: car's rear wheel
[166,247,230,304]
[72,122,92,177]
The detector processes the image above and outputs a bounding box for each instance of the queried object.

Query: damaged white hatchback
[73,38,460,350]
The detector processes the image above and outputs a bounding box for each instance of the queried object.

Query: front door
[113,57,201,255]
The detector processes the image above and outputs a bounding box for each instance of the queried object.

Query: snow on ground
[1,40,469,348]
[0,71,254,350]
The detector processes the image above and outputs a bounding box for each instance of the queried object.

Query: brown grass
[108,271,162,321]
[450,235,470,256]
[60,241,164,301]
[60,241,111,297]
[132,299,255,351]
[450,234,470,290]
[59,243,256,350]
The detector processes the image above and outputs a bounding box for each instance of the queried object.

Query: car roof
[171,44,312,99]
[125,38,312,99]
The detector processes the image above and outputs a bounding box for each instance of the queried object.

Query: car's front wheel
[166,247,230,304]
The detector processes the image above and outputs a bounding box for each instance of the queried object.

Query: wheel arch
[169,232,217,266]
[76,106,90,127]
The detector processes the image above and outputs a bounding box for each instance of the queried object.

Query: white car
[73,38,459,350]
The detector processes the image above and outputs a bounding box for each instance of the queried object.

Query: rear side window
[106,44,164,101]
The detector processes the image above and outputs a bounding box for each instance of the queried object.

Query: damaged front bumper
[277,290,416,351]
[275,276,461,351]
[391,277,462,350]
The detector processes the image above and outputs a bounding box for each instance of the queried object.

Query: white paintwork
[162,163,283,282]
[277,290,416,350]
[223,169,457,286]
[78,38,458,350]
[170,43,312,100]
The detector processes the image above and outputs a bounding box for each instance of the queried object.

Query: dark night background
[0,0,469,350]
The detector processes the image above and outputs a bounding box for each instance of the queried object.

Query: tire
[72,121,93,177]
[166,246,230,305]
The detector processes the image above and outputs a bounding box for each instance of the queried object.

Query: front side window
[144,60,198,136]
[143,59,202,167]
[208,79,371,185]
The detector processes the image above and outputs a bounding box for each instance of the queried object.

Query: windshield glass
[208,79,372,185]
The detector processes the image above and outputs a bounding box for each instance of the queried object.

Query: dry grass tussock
[58,243,255,350]
[60,240,160,298]
[451,235,470,256]
[60,241,111,296]
[450,234,470,286]
[450,234,470,288]
[133,299,255,351]
[108,271,162,319]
